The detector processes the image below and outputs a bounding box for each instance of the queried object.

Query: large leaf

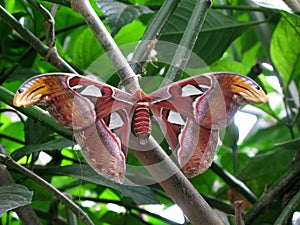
[270,13,300,90]
[44,164,158,205]
[159,0,259,65]
[239,124,291,152]
[238,148,296,196]
[11,138,75,161]
[0,184,33,217]
[24,118,54,144]
[96,0,153,36]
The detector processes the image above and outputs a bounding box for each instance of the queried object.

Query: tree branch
[0,5,76,73]
[70,1,224,224]
[274,187,300,225]
[71,0,140,93]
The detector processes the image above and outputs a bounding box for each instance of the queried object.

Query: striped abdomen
[132,102,151,145]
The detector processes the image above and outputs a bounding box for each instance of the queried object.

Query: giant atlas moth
[13,72,268,183]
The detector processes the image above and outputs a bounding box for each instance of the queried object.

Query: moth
[13,72,268,183]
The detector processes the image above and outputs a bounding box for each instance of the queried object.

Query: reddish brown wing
[14,74,96,130]
[13,73,135,183]
[150,72,268,177]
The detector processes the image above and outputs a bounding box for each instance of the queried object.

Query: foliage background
[0,0,300,224]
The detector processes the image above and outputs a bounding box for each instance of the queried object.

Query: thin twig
[211,162,257,204]
[235,200,244,225]
[0,133,25,145]
[73,196,182,225]
[274,189,300,225]
[0,153,95,225]
[0,164,43,225]
[27,0,56,47]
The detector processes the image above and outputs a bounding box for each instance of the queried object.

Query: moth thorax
[132,102,151,145]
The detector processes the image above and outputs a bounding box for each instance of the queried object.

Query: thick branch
[130,137,225,225]
[70,1,224,224]
[274,188,300,225]
[71,0,140,93]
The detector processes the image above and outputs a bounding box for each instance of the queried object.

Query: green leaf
[0,184,33,217]
[11,138,75,161]
[240,124,291,152]
[24,118,54,144]
[101,211,145,224]
[275,138,300,150]
[210,59,250,75]
[49,164,159,205]
[160,2,258,65]
[270,14,300,90]
[0,121,24,152]
[96,0,153,36]
[72,27,101,70]
[238,148,296,196]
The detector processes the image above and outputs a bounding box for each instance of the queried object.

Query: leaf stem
[162,0,212,85]
[130,0,181,74]
[212,4,273,12]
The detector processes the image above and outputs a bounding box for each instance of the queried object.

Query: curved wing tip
[13,93,23,107]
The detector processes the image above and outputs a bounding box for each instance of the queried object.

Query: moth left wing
[13,73,135,183]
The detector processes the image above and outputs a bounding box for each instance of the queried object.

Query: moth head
[217,73,268,105]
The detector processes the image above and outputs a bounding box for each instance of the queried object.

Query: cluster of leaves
[0,0,300,224]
